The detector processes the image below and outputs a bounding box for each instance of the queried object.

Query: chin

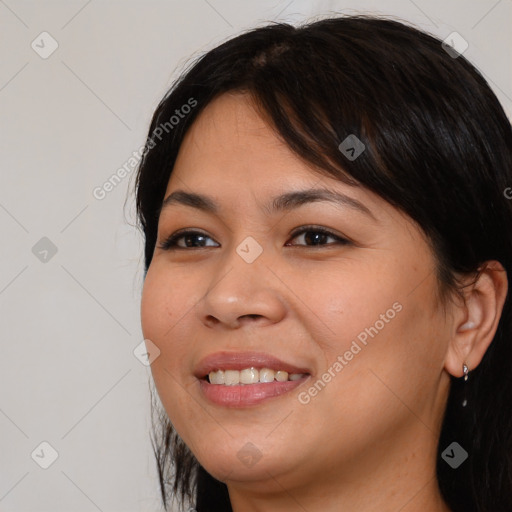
[193,437,297,484]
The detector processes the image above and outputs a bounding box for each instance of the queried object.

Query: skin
[140,92,508,511]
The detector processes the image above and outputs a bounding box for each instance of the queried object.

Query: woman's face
[141,92,453,494]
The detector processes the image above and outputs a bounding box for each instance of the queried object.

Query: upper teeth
[208,368,306,385]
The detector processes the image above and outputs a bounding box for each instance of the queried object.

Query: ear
[444,260,508,377]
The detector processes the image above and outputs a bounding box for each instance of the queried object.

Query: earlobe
[444,260,508,378]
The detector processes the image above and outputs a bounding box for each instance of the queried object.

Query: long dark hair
[135,15,512,512]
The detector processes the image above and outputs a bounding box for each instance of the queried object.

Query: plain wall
[1,1,510,511]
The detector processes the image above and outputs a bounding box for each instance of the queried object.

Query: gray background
[1,0,510,511]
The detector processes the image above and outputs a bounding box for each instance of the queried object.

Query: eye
[285,226,350,247]
[158,230,219,250]
[158,225,351,251]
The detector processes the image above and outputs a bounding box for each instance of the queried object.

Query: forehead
[170,92,301,182]
[167,92,367,214]
[165,93,344,216]
[163,93,408,228]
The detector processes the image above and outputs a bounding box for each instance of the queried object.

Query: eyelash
[158,225,350,251]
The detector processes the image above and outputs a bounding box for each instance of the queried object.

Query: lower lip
[199,377,308,407]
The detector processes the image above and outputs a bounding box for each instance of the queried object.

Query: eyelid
[158,228,217,250]
[287,225,351,245]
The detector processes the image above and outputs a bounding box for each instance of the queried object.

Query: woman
[135,15,512,512]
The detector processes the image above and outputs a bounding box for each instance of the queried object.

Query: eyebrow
[160,188,376,220]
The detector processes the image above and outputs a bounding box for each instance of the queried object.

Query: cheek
[140,271,168,344]
[140,265,202,438]
[140,261,194,342]
[297,302,441,452]
[140,260,204,371]
[140,264,193,404]
[333,285,446,415]
[284,261,402,353]
[140,265,195,389]
[305,262,443,410]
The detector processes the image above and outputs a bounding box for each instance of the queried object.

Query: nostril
[205,315,219,327]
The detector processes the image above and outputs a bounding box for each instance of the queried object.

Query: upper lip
[194,351,311,379]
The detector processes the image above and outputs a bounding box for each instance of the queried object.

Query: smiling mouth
[205,367,309,385]
[199,368,310,408]
[195,351,311,407]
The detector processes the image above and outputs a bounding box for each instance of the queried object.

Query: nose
[196,242,287,330]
